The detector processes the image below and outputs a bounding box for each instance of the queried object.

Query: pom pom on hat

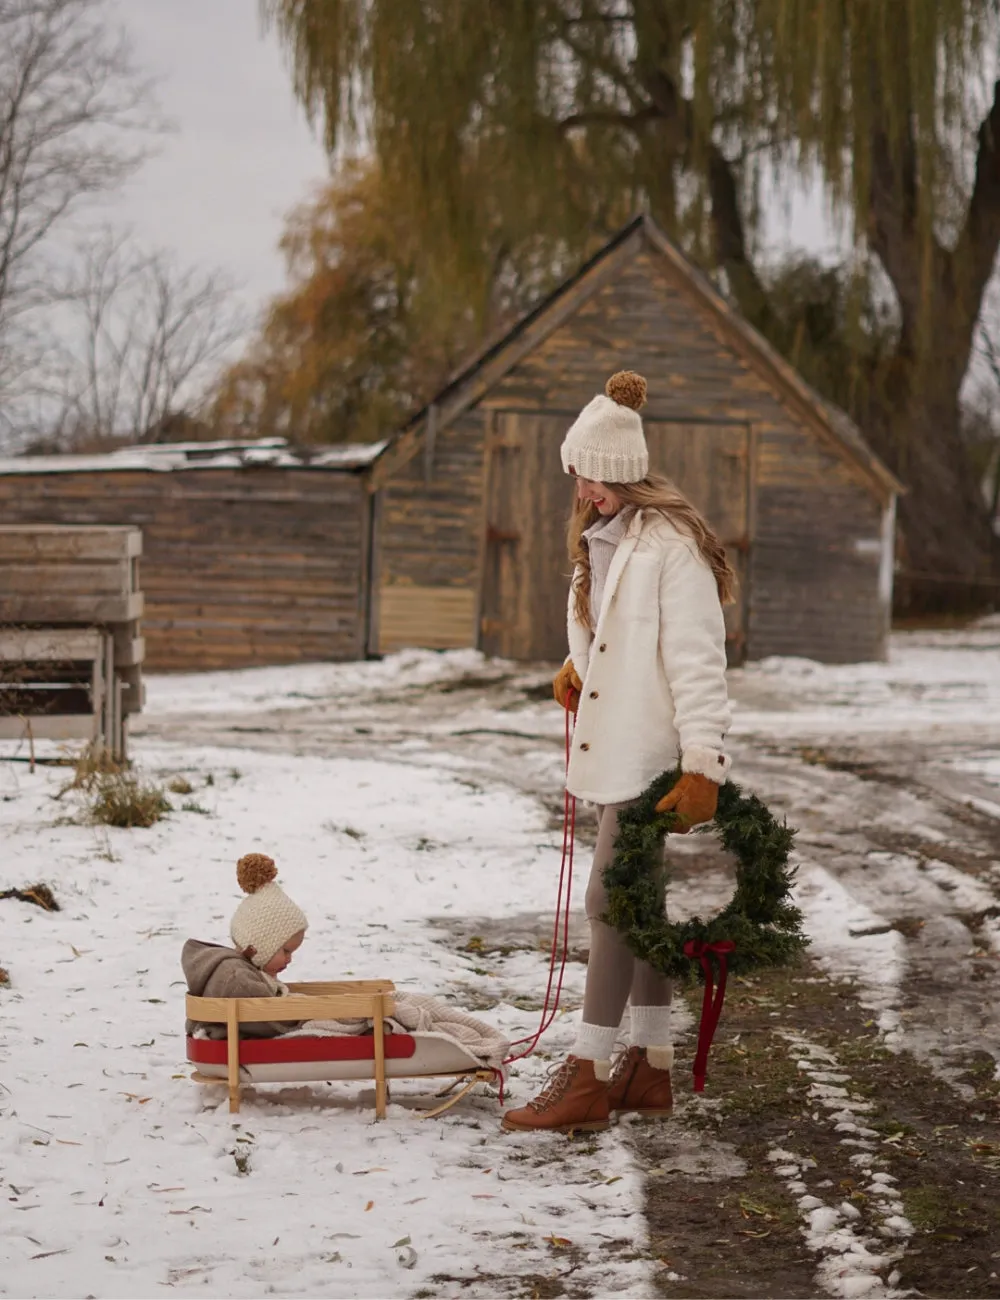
[237,853,278,893]
[561,370,650,484]
[605,370,647,411]
[230,854,308,969]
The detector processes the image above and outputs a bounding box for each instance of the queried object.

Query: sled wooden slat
[187,992,397,1024]
[226,1000,240,1114]
[373,992,387,1118]
[285,979,394,996]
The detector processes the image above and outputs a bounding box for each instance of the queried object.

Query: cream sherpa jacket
[566,508,732,805]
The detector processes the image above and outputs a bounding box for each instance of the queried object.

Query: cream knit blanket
[285,992,509,1074]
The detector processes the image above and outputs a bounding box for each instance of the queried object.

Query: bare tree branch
[41,229,247,444]
[0,0,159,403]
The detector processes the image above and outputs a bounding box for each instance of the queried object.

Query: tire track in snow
[770,1034,915,1299]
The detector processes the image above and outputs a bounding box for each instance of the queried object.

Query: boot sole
[501,1117,610,1135]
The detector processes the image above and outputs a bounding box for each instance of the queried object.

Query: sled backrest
[185,979,397,1115]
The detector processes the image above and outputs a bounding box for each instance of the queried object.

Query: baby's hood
[182,939,248,994]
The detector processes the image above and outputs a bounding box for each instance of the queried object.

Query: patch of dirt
[868,827,998,878]
[796,747,913,790]
[428,911,592,970]
[424,1267,569,1298]
[639,963,1000,1299]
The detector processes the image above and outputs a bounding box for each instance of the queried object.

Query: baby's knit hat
[560,370,649,483]
[229,854,308,969]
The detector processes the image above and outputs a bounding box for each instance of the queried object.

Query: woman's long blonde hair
[568,473,737,627]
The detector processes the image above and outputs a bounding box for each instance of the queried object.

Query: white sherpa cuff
[682,744,731,783]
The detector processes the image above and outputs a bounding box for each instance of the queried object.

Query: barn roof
[0,437,387,475]
[375,214,902,499]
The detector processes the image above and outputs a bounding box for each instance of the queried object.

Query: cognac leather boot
[607,1046,674,1117]
[502,1056,611,1134]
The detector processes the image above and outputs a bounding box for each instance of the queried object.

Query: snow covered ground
[0,745,652,1298]
[731,615,1000,747]
[1,621,998,1298]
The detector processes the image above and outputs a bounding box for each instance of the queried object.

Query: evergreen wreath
[603,767,808,982]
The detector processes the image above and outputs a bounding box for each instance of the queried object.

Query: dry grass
[87,772,171,829]
[56,743,125,799]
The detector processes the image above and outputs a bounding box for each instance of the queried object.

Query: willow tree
[264,0,1000,604]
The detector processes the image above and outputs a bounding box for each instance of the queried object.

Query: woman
[502,370,735,1135]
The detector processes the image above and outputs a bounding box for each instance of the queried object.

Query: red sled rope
[504,693,577,1066]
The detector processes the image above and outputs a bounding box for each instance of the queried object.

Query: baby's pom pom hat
[560,370,649,484]
[229,853,308,968]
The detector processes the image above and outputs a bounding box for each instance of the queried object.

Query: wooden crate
[0,526,145,755]
[0,524,142,625]
[0,627,120,754]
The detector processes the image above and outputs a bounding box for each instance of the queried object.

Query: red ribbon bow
[683,939,736,1092]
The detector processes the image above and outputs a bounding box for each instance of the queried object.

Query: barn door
[480,412,572,660]
[643,421,751,664]
[480,413,752,664]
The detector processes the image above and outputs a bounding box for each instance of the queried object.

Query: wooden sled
[185,980,498,1118]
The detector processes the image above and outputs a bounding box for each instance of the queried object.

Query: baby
[182,853,308,1040]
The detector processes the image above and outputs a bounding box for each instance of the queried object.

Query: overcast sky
[102,1,841,323]
[106,0,330,315]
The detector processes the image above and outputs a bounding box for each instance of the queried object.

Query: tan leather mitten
[552,660,583,712]
[654,772,719,832]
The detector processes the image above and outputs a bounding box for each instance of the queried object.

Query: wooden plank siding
[465,250,889,663]
[0,468,371,670]
[373,411,487,654]
[749,483,887,661]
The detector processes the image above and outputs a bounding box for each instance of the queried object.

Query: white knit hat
[229,854,308,969]
[561,370,649,483]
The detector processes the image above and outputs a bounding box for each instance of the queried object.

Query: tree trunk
[712,160,999,613]
[860,79,1000,613]
[867,360,1000,615]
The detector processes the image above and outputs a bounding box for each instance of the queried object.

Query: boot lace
[609,1045,640,1090]
[527,1058,579,1112]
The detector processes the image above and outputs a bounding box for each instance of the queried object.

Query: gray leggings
[582,802,672,1026]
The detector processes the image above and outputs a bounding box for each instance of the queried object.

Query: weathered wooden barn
[368,215,902,665]
[0,216,900,671]
[0,440,381,671]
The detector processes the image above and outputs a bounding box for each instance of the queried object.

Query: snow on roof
[0,437,388,475]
